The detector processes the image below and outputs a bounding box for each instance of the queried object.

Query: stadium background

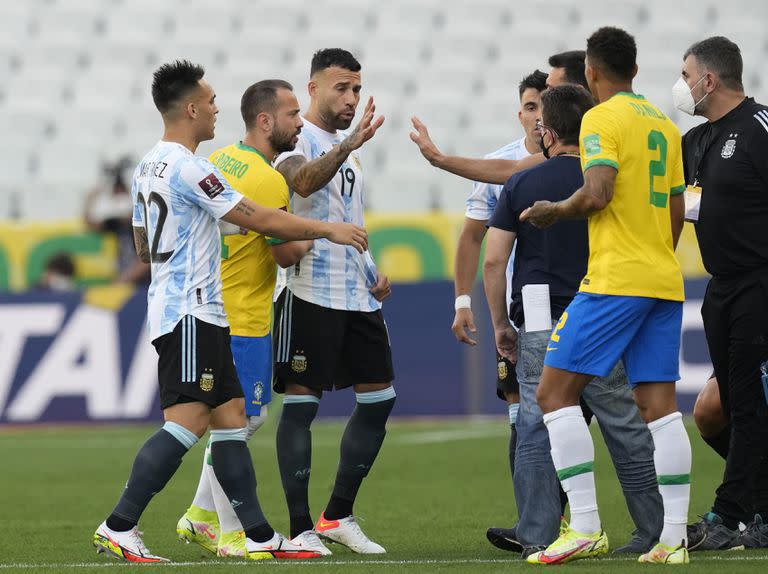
[2,0,766,425]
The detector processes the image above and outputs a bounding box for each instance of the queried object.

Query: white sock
[208,460,243,533]
[543,405,601,534]
[190,441,215,512]
[648,411,691,548]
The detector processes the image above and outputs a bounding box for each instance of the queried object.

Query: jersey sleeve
[669,129,686,196]
[465,179,497,221]
[262,173,292,246]
[580,107,619,173]
[748,109,768,187]
[487,180,518,233]
[177,157,243,219]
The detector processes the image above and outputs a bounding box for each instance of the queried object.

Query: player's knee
[693,377,726,437]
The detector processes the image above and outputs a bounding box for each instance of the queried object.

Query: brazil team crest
[291,353,307,373]
[497,360,508,380]
[253,381,264,404]
[200,369,215,392]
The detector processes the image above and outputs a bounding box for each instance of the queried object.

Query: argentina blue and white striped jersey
[274,118,379,312]
[131,141,243,341]
[465,137,531,311]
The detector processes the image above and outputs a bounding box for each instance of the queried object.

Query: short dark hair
[548,50,588,89]
[241,79,294,129]
[684,36,744,91]
[310,48,361,77]
[518,69,548,99]
[46,252,75,277]
[151,59,205,114]
[541,85,595,146]
[586,27,636,81]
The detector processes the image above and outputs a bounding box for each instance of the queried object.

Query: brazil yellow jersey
[578,92,686,301]
[210,142,289,337]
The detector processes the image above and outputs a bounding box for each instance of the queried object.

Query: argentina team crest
[200,368,215,392]
[497,360,508,380]
[291,352,307,373]
[721,134,737,158]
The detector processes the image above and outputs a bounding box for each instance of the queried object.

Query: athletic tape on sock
[508,403,519,425]
[355,386,397,403]
[283,395,321,405]
[162,421,199,449]
[210,428,247,443]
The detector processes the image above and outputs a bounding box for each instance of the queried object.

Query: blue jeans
[513,322,663,547]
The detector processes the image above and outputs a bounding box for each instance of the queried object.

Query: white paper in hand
[522,284,552,332]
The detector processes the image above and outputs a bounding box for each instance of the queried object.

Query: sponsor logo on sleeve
[583,134,601,157]
[198,173,226,198]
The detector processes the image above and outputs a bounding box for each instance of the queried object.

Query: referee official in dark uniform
[676,36,768,550]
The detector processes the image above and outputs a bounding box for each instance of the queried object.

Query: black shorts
[496,352,519,400]
[152,315,243,410]
[273,290,395,392]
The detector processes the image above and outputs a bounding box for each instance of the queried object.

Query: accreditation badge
[684,185,702,223]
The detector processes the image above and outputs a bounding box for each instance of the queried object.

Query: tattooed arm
[133,226,150,264]
[221,198,368,252]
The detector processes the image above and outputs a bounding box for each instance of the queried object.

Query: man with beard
[176,79,316,558]
[271,48,393,556]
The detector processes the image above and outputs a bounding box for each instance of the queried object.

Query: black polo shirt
[488,155,588,328]
[682,97,768,278]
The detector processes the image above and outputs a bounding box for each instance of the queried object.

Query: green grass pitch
[1,415,766,573]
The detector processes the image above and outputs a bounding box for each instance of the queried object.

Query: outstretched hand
[409,117,443,165]
[340,97,385,153]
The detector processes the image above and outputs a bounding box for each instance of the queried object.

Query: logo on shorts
[497,360,508,380]
[721,134,737,158]
[200,369,215,392]
[253,381,264,405]
[291,352,307,373]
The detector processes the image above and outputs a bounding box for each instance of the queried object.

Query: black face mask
[538,134,551,159]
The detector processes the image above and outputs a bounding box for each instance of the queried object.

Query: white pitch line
[4,555,768,569]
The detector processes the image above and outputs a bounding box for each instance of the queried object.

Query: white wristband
[455,294,472,310]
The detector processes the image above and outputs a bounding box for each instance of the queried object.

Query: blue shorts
[543,293,682,386]
[231,334,272,416]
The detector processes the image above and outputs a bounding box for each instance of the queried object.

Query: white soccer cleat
[246,531,322,560]
[290,530,333,556]
[315,512,386,554]
[93,521,169,563]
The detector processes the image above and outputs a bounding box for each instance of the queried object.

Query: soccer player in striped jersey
[271,48,393,555]
[92,60,367,563]
[521,28,691,565]
[175,79,317,558]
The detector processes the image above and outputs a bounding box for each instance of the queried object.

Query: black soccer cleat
[486,526,524,553]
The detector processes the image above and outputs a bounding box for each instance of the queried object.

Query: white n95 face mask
[672,75,708,116]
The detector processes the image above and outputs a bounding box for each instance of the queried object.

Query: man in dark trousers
[677,36,768,551]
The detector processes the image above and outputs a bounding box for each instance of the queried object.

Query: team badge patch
[198,173,226,198]
[200,368,215,392]
[721,134,737,159]
[291,353,307,373]
[497,360,508,380]
[583,134,601,157]
[253,381,264,405]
